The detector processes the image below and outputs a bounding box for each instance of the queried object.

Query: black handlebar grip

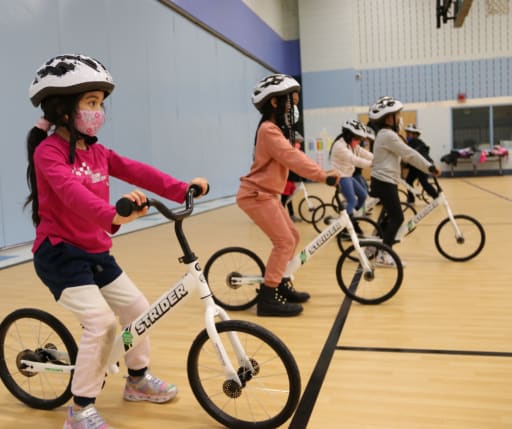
[189,183,210,197]
[326,176,337,186]
[115,198,149,217]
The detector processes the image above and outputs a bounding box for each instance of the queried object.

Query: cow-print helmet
[405,123,421,135]
[368,96,403,120]
[341,119,367,139]
[29,54,115,107]
[251,74,300,112]
[365,126,376,141]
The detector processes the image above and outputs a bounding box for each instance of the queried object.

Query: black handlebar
[326,176,338,186]
[115,184,205,221]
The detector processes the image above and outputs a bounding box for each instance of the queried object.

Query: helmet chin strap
[284,93,295,144]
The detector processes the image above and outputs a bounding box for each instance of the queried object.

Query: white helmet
[29,54,115,107]
[365,126,376,141]
[405,124,421,135]
[251,74,300,112]
[341,119,367,139]
[368,96,403,120]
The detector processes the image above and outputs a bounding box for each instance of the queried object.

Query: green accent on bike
[122,330,133,347]
[300,250,307,265]
[407,220,414,232]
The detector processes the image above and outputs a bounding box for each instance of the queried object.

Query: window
[452,107,489,150]
[493,105,512,148]
[452,105,512,150]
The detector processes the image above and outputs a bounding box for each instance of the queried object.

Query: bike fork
[442,195,463,238]
[204,305,254,386]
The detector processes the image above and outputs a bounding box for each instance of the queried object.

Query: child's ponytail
[24,118,52,225]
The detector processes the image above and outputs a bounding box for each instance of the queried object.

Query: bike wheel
[312,203,339,233]
[337,216,382,256]
[370,202,416,228]
[398,188,408,203]
[335,241,403,304]
[297,195,324,223]
[420,189,432,204]
[401,201,417,216]
[331,193,345,208]
[187,320,301,429]
[434,214,486,261]
[0,308,77,410]
[203,247,264,311]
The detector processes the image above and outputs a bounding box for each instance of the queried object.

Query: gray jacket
[371,128,432,184]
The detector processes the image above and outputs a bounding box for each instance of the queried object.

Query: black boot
[257,284,303,317]
[277,279,310,303]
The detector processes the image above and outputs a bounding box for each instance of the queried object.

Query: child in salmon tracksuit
[237,74,339,317]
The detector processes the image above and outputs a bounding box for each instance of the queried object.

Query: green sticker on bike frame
[122,330,133,347]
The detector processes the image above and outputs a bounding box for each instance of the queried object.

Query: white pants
[58,272,150,399]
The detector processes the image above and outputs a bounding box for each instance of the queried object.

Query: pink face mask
[74,109,105,136]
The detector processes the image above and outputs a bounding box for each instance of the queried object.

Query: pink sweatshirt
[32,134,189,253]
[330,138,373,177]
[239,121,327,196]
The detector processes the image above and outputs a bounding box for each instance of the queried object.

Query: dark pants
[405,167,438,202]
[281,194,295,216]
[370,177,403,247]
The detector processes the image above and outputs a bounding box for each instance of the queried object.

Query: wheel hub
[223,379,242,398]
[226,272,243,290]
[363,271,375,281]
[16,349,41,377]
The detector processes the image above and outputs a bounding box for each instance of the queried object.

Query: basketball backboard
[436,0,474,28]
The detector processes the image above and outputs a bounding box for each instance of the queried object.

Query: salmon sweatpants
[237,189,300,287]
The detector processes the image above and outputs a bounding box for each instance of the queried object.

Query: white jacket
[330,138,373,177]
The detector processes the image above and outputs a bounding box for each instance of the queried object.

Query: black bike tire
[298,195,324,223]
[203,247,264,311]
[335,241,403,304]
[311,203,340,233]
[398,188,408,203]
[336,216,383,256]
[434,214,486,261]
[187,320,301,429]
[0,308,77,410]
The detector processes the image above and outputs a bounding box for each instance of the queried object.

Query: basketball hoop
[486,0,510,16]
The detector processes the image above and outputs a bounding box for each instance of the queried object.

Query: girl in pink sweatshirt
[26,54,208,429]
[237,74,339,317]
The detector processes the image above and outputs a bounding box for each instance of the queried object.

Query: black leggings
[370,177,403,247]
[281,194,295,216]
[406,167,438,202]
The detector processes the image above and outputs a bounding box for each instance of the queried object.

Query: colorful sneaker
[62,404,113,429]
[375,251,406,268]
[375,251,396,268]
[123,372,178,403]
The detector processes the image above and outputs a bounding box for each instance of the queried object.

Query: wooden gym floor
[0,175,511,428]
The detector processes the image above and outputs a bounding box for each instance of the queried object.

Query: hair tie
[35,117,52,132]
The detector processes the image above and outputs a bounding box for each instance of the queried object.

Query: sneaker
[62,404,113,429]
[375,251,397,268]
[124,372,178,403]
[375,251,406,268]
[277,279,310,303]
[365,196,379,210]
